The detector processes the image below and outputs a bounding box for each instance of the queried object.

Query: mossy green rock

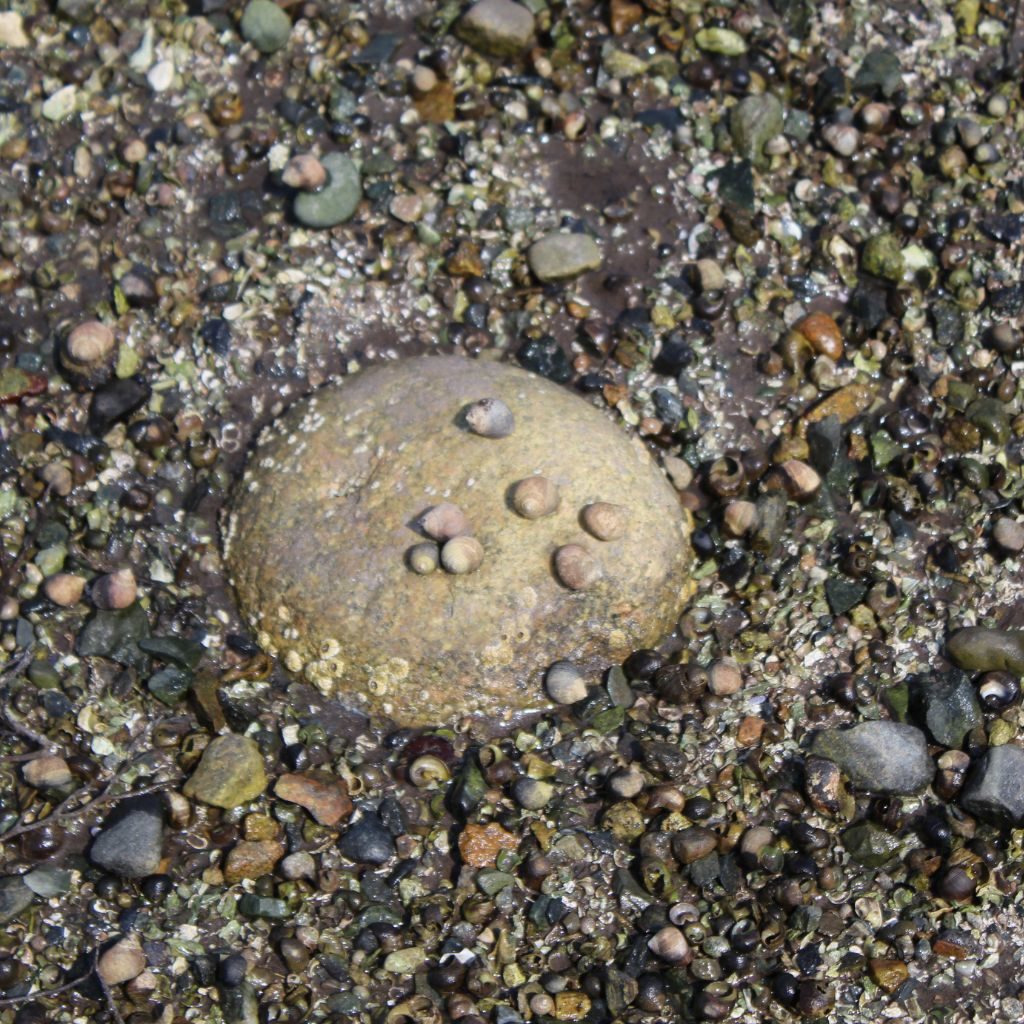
[694,27,747,56]
[240,0,291,54]
[293,153,361,228]
[183,733,267,809]
[226,356,691,727]
[861,233,905,282]
[947,626,1024,673]
[730,94,784,167]
[842,822,900,867]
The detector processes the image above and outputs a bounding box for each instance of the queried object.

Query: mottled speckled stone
[225,356,691,727]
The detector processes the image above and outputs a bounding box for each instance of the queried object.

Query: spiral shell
[511,476,560,519]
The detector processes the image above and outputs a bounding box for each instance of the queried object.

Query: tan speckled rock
[224,356,691,727]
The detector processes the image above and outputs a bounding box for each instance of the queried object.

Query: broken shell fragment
[511,476,560,519]
[465,397,515,438]
[581,501,628,541]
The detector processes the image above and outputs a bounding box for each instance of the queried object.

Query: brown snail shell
[553,543,601,590]
[420,502,471,541]
[580,501,628,541]
[511,476,560,519]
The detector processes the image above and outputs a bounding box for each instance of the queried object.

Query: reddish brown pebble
[737,715,765,746]
[23,755,73,789]
[458,822,518,868]
[223,839,285,883]
[274,772,353,826]
[794,311,843,361]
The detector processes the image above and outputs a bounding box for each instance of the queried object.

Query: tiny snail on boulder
[225,356,691,728]
[511,476,560,519]
[464,397,515,438]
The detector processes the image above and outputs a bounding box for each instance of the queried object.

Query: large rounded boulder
[224,356,691,726]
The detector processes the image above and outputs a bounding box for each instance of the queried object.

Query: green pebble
[861,232,905,282]
[695,27,747,56]
[293,153,362,229]
[35,544,67,577]
[383,946,427,975]
[947,627,1024,674]
[240,0,292,54]
[842,822,900,867]
[27,660,61,689]
[237,894,288,919]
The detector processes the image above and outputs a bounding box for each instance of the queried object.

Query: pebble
[960,744,1024,826]
[694,26,746,55]
[921,673,981,748]
[183,733,267,809]
[224,840,285,883]
[90,795,165,878]
[42,85,78,121]
[0,11,29,47]
[993,517,1024,554]
[821,122,860,157]
[730,94,784,166]
[339,811,396,865]
[281,154,326,191]
[240,0,292,54]
[455,0,535,58]
[512,777,553,810]
[23,755,73,789]
[280,851,316,881]
[0,876,34,924]
[98,935,146,986]
[527,232,603,282]
[810,721,932,795]
[458,822,517,867]
[274,772,353,826]
[293,153,361,228]
[147,60,174,93]
[707,659,742,696]
[389,194,423,223]
[693,258,725,293]
[43,573,85,607]
[947,626,1024,674]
